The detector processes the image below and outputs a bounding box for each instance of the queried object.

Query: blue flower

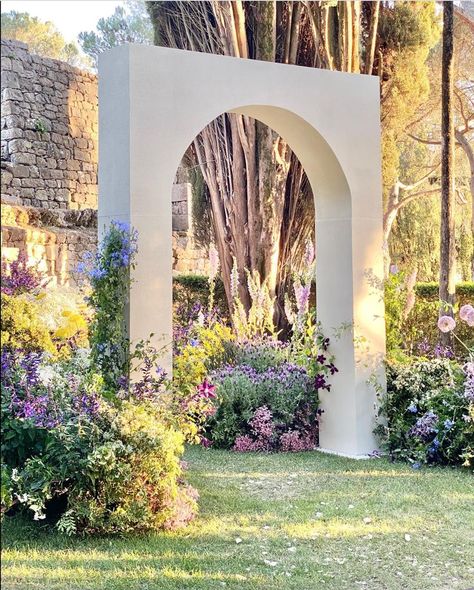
[443,419,454,431]
[90,267,107,281]
[407,403,418,414]
[76,262,87,274]
[412,462,422,470]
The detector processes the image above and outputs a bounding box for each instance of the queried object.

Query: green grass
[2,447,474,590]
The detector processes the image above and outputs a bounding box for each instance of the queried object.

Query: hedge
[415,282,474,300]
[172,274,228,319]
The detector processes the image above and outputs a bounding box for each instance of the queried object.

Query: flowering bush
[78,221,138,395]
[375,358,473,467]
[207,349,318,449]
[1,253,43,296]
[1,223,199,534]
[1,255,89,357]
[1,350,197,532]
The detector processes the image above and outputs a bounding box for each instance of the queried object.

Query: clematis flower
[197,379,217,399]
[437,315,456,333]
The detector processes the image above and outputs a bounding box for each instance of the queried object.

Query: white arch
[99,45,386,457]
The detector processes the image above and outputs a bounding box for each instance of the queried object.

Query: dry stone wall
[1,39,98,210]
[1,39,209,282]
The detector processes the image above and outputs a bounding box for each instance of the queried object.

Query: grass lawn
[2,446,473,590]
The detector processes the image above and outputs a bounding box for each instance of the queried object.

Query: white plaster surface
[99,45,386,457]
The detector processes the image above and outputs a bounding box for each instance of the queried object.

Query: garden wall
[1,39,209,281]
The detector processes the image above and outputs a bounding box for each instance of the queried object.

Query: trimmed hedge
[415,282,474,300]
[404,282,474,355]
[172,274,228,318]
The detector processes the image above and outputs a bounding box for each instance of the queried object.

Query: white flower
[38,365,56,387]
[459,304,474,321]
[437,315,456,333]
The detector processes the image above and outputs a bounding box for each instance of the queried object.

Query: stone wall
[1,199,209,284]
[1,39,98,210]
[1,39,209,280]
[1,201,96,286]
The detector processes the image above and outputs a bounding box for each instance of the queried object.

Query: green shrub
[1,350,197,533]
[375,357,473,467]
[173,274,228,323]
[1,293,56,355]
[206,340,318,450]
[384,277,474,356]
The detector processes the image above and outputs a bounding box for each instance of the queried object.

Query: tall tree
[78,0,153,67]
[147,1,443,321]
[1,10,86,67]
[439,0,456,335]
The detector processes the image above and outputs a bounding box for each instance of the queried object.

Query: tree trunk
[439,1,456,343]
[364,1,380,75]
[455,129,474,280]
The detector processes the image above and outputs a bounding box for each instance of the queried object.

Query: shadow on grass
[2,448,473,590]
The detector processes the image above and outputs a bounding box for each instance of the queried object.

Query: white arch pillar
[99,45,386,457]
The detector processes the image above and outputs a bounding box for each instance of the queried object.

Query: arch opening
[99,44,386,456]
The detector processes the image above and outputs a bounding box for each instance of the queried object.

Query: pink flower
[197,379,217,399]
[279,430,314,452]
[208,245,219,281]
[466,309,474,327]
[459,304,474,321]
[437,315,456,333]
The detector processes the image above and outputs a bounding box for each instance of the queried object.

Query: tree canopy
[1,10,86,67]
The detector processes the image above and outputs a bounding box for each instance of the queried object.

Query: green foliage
[1,10,87,67]
[78,1,152,67]
[375,358,473,467]
[173,274,228,321]
[1,464,13,515]
[173,322,233,393]
[84,222,137,396]
[384,276,474,356]
[380,2,440,202]
[415,282,474,299]
[1,293,56,356]
[379,2,439,51]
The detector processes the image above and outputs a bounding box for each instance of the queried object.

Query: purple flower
[315,374,330,391]
[409,411,439,440]
[1,252,43,295]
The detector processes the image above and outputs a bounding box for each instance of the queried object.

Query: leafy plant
[78,221,138,396]
[375,357,473,467]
